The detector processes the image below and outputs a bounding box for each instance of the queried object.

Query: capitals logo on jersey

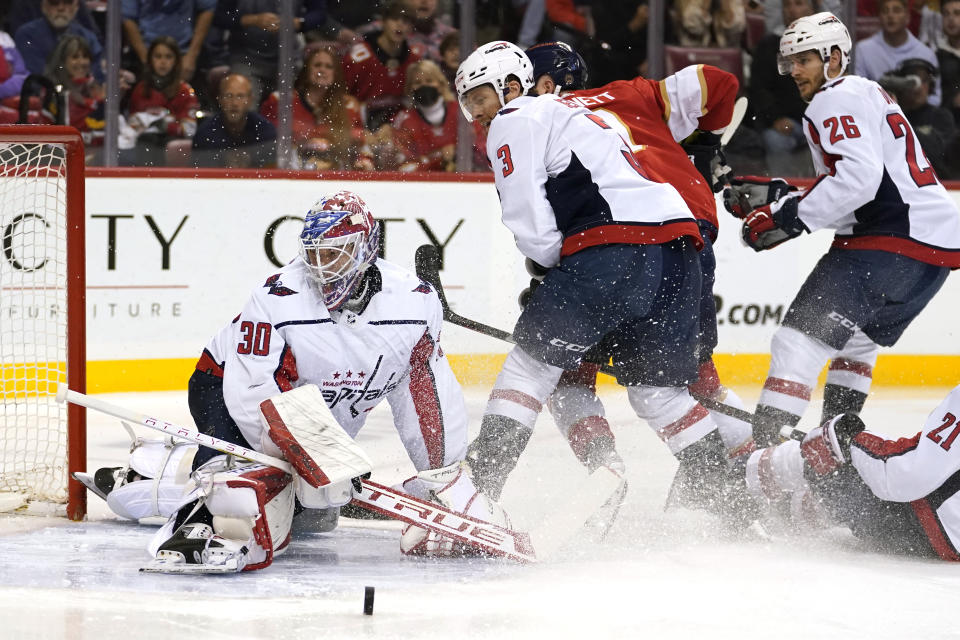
[263,274,297,297]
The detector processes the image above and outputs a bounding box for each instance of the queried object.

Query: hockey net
[0,127,86,520]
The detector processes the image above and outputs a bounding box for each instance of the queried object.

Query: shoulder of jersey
[347,41,374,63]
[253,261,311,301]
[808,75,869,111]
[377,259,432,297]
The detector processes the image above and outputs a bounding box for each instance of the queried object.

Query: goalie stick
[57,386,537,563]
[413,244,759,427]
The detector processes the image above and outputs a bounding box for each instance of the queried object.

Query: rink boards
[63,171,960,391]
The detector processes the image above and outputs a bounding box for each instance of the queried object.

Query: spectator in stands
[405,0,456,62]
[343,0,421,131]
[260,45,373,171]
[214,0,327,104]
[43,35,105,145]
[936,0,960,121]
[15,0,104,82]
[0,29,28,101]
[516,0,547,49]
[126,37,200,167]
[588,1,648,85]
[5,0,101,41]
[193,73,276,168]
[547,0,596,46]
[439,31,460,89]
[122,0,216,84]
[389,60,458,172]
[749,0,818,176]
[671,0,745,46]
[879,58,956,177]
[855,0,942,105]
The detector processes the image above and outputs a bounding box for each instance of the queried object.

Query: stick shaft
[57,387,294,473]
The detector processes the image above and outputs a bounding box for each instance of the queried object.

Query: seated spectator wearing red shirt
[261,45,373,170]
[126,36,200,166]
[389,60,457,172]
[342,0,421,131]
[43,34,105,145]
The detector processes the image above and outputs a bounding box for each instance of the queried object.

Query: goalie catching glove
[741,193,808,251]
[399,462,513,557]
[723,176,798,219]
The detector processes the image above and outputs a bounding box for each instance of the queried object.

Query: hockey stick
[414,244,757,425]
[56,387,537,563]
[720,96,748,147]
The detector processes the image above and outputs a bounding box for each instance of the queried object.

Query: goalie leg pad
[105,440,196,520]
[399,462,512,557]
[147,458,294,572]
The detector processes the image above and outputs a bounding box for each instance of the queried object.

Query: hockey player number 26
[886,113,938,187]
[237,321,271,356]
[927,412,960,451]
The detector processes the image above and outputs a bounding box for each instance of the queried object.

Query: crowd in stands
[3,0,960,179]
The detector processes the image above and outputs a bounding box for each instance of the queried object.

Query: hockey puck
[363,586,375,615]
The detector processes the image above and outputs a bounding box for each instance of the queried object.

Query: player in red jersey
[516,42,756,510]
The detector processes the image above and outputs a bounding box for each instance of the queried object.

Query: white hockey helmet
[778,12,852,78]
[455,41,534,121]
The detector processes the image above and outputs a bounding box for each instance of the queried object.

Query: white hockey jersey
[196,259,468,472]
[851,384,960,561]
[485,94,699,268]
[798,75,960,268]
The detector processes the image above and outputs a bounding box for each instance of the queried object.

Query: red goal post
[0,126,86,520]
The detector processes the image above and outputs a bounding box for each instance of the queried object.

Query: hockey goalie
[87,191,512,573]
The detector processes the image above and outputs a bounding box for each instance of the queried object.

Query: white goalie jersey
[199,258,468,472]
[797,75,960,268]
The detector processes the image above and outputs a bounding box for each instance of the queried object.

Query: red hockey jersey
[561,64,738,235]
[127,80,198,137]
[390,101,458,171]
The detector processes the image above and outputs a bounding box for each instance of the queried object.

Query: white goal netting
[0,141,74,509]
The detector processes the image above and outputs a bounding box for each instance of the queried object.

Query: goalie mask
[455,41,534,121]
[778,12,851,79]
[299,191,380,311]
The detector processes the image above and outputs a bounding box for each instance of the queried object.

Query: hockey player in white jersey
[455,41,736,513]
[736,384,960,561]
[738,13,960,446]
[128,191,509,572]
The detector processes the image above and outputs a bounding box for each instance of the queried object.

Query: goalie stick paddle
[413,244,761,428]
[57,386,537,563]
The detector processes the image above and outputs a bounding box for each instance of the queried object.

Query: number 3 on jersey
[496,144,514,177]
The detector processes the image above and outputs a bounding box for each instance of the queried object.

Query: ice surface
[1,386,958,640]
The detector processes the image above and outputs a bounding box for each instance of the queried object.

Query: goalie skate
[141,523,250,574]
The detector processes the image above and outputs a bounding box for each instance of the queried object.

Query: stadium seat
[664,46,744,84]
[744,13,767,52]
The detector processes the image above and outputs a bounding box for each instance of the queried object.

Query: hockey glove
[517,258,549,308]
[800,413,866,476]
[681,130,732,192]
[741,194,807,251]
[723,176,798,219]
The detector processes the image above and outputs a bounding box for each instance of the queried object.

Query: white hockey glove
[800,413,866,476]
[399,462,512,557]
[722,176,798,219]
[741,193,807,251]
